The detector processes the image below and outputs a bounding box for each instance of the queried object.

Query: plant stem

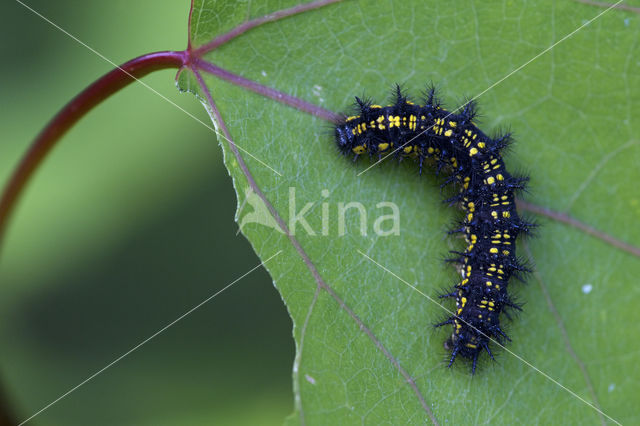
[0,50,187,251]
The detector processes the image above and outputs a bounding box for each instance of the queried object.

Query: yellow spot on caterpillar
[466,343,477,349]
[346,116,359,122]
[403,146,413,154]
[468,202,475,212]
[353,145,366,154]
[478,142,486,149]
[486,281,492,286]
[449,121,457,128]
[497,174,504,181]
[444,129,453,137]
[503,250,510,255]
[491,211,498,219]
[502,211,511,218]
[428,147,435,154]
[467,213,473,222]
[376,115,385,123]
[378,142,389,151]
[352,128,357,135]
[371,104,382,109]
[487,176,496,185]
[469,148,478,156]
[461,297,467,307]
[490,248,499,254]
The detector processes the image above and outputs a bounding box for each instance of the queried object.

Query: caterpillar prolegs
[334,85,534,373]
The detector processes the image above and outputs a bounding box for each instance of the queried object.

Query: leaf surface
[182,1,640,423]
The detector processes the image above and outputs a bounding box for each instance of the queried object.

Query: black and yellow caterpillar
[334,85,534,373]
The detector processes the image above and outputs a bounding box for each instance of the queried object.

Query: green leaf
[182,0,640,424]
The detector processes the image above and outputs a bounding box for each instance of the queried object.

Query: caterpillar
[334,85,534,373]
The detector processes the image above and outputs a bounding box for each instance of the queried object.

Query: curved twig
[0,51,187,250]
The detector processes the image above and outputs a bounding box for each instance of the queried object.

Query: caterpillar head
[335,123,363,155]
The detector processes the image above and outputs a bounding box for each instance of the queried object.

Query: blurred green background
[0,1,294,424]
